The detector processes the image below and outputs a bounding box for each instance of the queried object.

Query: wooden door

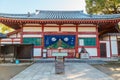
[118,39,120,55]
[100,43,107,57]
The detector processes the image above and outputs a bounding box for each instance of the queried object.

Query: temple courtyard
[9,62,114,80]
[0,59,120,80]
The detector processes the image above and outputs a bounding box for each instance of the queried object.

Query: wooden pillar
[11,38,14,44]
[59,24,61,32]
[41,24,44,57]
[20,24,23,43]
[42,24,44,48]
[96,25,100,57]
[109,35,112,57]
[116,35,118,56]
[75,24,79,58]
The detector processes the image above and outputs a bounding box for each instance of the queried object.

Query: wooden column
[59,24,61,32]
[96,25,100,57]
[20,24,23,43]
[109,35,112,57]
[75,24,78,58]
[41,24,44,57]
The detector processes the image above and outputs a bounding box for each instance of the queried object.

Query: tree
[85,0,120,14]
[0,23,14,34]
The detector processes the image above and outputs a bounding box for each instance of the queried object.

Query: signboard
[81,53,89,59]
[79,39,84,46]
[52,52,68,56]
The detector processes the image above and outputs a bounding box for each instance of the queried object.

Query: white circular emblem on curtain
[51,37,57,41]
[64,37,69,42]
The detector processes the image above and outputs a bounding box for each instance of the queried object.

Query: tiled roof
[0,33,7,38]
[0,10,120,20]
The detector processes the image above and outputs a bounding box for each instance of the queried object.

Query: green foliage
[0,23,14,34]
[85,0,120,14]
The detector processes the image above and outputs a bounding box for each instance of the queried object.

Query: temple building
[0,10,120,58]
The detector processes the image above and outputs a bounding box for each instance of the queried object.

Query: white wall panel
[23,34,42,37]
[78,35,96,37]
[78,27,96,32]
[13,42,20,44]
[1,42,12,44]
[106,41,111,57]
[61,27,76,32]
[23,27,42,32]
[110,36,117,40]
[44,27,59,32]
[1,39,12,41]
[13,39,20,41]
[9,34,16,38]
[111,40,118,55]
[117,36,120,38]
[34,48,41,56]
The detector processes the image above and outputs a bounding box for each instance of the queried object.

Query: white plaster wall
[13,42,20,44]
[78,27,96,32]
[34,48,41,56]
[9,34,16,38]
[106,41,110,57]
[44,27,59,32]
[61,27,76,32]
[110,36,118,55]
[1,38,12,41]
[1,42,12,44]
[23,34,42,37]
[78,35,96,37]
[78,48,97,56]
[78,24,96,26]
[111,41,118,55]
[13,39,20,41]
[111,36,117,40]
[23,27,42,32]
[117,36,120,38]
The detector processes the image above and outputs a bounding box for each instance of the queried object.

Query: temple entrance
[118,39,120,55]
[100,43,107,57]
[44,35,76,58]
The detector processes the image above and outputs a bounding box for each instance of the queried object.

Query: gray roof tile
[0,33,7,38]
[0,10,120,20]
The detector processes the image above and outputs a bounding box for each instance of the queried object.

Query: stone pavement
[10,63,114,80]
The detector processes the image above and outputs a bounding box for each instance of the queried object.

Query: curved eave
[0,17,120,24]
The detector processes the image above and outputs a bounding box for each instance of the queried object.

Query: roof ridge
[36,10,84,12]
[0,10,120,19]
[0,13,27,15]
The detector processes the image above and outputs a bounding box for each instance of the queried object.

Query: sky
[0,0,86,14]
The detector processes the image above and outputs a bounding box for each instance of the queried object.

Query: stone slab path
[10,63,114,80]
